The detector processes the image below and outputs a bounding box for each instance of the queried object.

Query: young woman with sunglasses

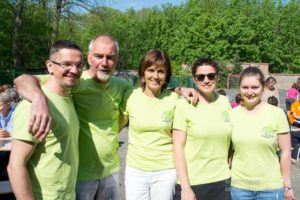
[230,67,295,200]
[172,58,232,200]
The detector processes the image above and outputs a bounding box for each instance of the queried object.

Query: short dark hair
[239,67,265,87]
[217,89,226,96]
[267,96,278,106]
[49,40,83,59]
[265,76,277,84]
[138,49,172,90]
[192,58,219,76]
[235,93,243,103]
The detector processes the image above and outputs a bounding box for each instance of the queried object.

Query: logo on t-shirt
[222,111,230,122]
[261,126,276,138]
[162,110,173,123]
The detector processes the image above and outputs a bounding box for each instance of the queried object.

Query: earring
[50,72,54,75]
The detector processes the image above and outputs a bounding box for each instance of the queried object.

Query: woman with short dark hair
[173,58,232,200]
[124,49,178,200]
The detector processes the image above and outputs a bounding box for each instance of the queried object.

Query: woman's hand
[284,189,295,200]
[181,187,196,200]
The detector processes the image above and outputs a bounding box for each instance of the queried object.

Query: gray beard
[97,71,111,82]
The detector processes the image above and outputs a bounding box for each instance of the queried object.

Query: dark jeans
[291,130,300,159]
[0,151,10,181]
[286,98,296,111]
[174,179,231,200]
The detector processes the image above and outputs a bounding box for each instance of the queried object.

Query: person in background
[286,83,298,111]
[217,89,226,96]
[267,95,279,107]
[0,91,14,137]
[231,93,243,108]
[287,99,300,163]
[287,99,300,128]
[230,67,294,200]
[0,91,14,181]
[296,77,300,92]
[173,58,232,200]
[261,76,279,103]
[8,40,83,200]
[124,50,178,200]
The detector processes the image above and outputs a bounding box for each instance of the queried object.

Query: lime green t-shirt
[71,71,133,181]
[173,94,232,185]
[12,86,79,200]
[230,103,289,191]
[124,88,178,171]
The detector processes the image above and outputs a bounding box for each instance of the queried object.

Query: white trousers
[125,166,176,200]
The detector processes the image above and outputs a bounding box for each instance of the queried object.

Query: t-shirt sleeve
[12,101,39,143]
[119,83,134,115]
[276,109,290,134]
[36,74,50,85]
[173,98,188,132]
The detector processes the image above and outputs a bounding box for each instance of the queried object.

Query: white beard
[97,71,111,82]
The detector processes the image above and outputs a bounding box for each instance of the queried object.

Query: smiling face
[239,75,264,107]
[143,65,167,97]
[87,36,118,83]
[193,65,218,96]
[47,48,83,89]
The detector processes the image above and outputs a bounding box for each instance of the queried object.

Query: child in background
[286,83,298,111]
[268,96,278,107]
[231,93,243,108]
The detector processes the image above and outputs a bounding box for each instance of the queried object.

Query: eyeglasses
[194,73,217,82]
[50,60,84,71]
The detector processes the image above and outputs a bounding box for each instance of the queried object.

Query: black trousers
[291,130,300,159]
[0,151,10,181]
[174,178,231,200]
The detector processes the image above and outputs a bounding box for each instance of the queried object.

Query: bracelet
[283,186,293,191]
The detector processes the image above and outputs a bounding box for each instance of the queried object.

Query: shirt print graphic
[162,110,173,123]
[222,111,230,123]
[261,126,276,138]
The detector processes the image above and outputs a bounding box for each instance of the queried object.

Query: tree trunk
[51,0,63,44]
[12,0,25,70]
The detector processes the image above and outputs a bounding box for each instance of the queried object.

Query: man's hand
[14,74,52,141]
[29,94,52,141]
[178,87,199,105]
[0,129,10,138]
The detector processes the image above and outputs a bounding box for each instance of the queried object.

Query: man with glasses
[8,40,83,199]
[14,35,133,200]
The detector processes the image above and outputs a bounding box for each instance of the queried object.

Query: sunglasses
[194,73,218,82]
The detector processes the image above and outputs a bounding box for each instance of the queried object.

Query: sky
[105,0,186,11]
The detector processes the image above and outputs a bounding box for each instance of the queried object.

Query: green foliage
[1,0,300,78]
[0,0,14,69]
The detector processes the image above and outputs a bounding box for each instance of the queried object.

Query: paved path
[118,127,300,200]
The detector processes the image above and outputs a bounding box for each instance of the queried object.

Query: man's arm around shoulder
[14,74,52,140]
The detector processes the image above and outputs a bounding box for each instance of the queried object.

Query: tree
[12,0,25,70]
